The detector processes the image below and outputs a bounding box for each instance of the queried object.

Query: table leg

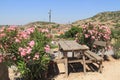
[64,52,68,77]
[83,54,86,74]
[65,57,68,77]
[72,51,74,57]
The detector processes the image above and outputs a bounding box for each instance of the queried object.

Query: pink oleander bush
[77,23,111,50]
[0,26,51,80]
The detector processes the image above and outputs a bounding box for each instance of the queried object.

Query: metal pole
[48,10,51,23]
[48,10,52,34]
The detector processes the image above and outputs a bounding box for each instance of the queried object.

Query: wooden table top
[58,40,89,51]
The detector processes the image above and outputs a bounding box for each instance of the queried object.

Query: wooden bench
[84,50,103,73]
[91,40,107,58]
[93,40,106,47]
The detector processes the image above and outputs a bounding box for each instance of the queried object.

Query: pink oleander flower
[34,53,39,60]
[84,34,89,38]
[21,32,29,39]
[19,47,27,57]
[0,27,5,32]
[82,25,87,29]
[88,30,93,35]
[28,40,35,47]
[15,38,20,43]
[26,27,35,34]
[7,25,16,31]
[44,45,50,53]
[19,47,23,52]
[18,31,29,39]
[91,36,95,40]
[0,33,6,38]
[26,47,32,54]
[20,50,27,57]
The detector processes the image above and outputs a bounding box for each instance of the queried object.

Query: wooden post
[72,50,74,58]
[64,52,68,77]
[83,52,86,74]
[58,44,61,59]
[98,61,103,73]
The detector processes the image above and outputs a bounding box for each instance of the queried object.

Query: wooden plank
[58,40,89,51]
[53,59,65,64]
[94,40,106,47]
[85,50,103,61]
[84,52,95,60]
[57,63,65,73]
[68,60,92,64]
[68,60,83,63]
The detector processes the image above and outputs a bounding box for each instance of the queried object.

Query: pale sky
[0,0,120,25]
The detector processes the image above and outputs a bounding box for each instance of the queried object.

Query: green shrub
[59,26,83,39]
[113,40,120,59]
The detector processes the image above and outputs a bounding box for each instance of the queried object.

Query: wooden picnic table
[58,40,89,77]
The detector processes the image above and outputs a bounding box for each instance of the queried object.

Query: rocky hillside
[72,11,120,28]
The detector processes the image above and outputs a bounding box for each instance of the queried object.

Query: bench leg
[98,61,103,73]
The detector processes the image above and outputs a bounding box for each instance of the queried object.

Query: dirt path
[54,57,120,80]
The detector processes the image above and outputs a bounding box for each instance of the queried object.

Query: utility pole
[48,10,51,23]
[48,9,52,35]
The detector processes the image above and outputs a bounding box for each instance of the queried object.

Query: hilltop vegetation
[24,21,59,28]
[72,11,120,28]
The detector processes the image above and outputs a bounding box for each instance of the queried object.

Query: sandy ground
[54,56,120,80]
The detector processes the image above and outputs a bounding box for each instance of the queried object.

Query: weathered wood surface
[58,40,89,77]
[58,41,89,51]
[93,40,106,47]
[84,50,103,73]
[85,50,103,61]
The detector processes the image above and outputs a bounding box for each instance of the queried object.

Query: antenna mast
[48,10,51,23]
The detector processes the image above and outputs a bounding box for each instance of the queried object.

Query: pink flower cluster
[33,53,40,60]
[0,26,51,64]
[19,47,32,56]
[15,27,35,42]
[42,29,49,33]
[18,40,35,57]
[44,45,50,53]
[17,31,30,40]
[7,25,16,31]
[0,27,6,38]
[82,23,111,41]
[28,40,35,47]
[0,27,5,33]
[25,27,35,34]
